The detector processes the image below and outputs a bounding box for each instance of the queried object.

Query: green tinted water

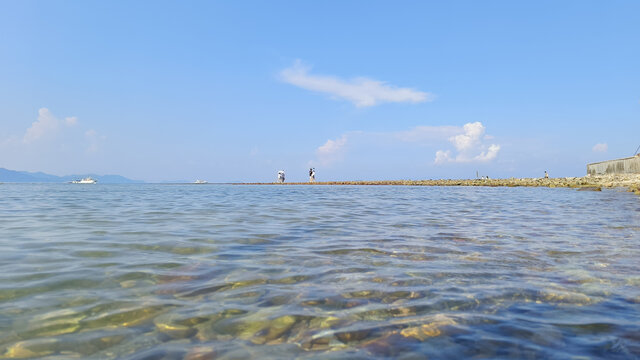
[0,184,638,359]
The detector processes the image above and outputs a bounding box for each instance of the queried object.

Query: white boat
[194,180,208,184]
[71,177,97,184]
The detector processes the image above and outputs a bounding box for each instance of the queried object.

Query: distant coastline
[3,167,638,194]
[237,174,640,194]
[0,167,142,184]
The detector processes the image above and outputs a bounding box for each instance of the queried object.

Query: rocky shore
[241,174,640,195]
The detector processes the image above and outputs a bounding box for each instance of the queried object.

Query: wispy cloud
[592,143,608,153]
[394,125,460,143]
[280,60,433,107]
[85,129,106,153]
[65,116,78,126]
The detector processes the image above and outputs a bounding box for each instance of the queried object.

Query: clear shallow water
[0,184,639,359]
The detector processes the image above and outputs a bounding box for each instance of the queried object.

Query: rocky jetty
[241,174,640,195]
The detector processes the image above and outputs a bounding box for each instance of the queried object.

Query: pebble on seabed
[184,346,216,360]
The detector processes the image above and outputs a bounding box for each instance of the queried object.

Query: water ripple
[0,184,639,359]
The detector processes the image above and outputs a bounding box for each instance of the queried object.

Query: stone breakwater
[240,174,640,194]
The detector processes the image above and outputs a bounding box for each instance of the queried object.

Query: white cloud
[434,150,452,164]
[0,108,105,175]
[315,134,348,166]
[450,122,485,152]
[280,60,433,107]
[433,122,501,164]
[473,144,501,162]
[23,108,79,143]
[317,135,347,155]
[24,108,59,143]
[592,143,608,153]
[4,107,102,157]
[312,122,500,167]
[394,121,501,164]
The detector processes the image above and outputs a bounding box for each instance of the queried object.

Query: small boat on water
[194,180,208,184]
[71,177,97,184]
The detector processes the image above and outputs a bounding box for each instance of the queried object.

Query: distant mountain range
[0,168,143,183]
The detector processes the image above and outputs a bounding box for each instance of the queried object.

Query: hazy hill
[0,168,143,183]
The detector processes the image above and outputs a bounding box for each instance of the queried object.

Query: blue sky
[1,1,638,182]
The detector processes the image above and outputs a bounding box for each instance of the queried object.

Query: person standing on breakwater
[309,168,315,183]
[277,170,285,183]
[545,171,549,179]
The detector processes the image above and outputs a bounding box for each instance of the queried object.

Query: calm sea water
[0,184,639,359]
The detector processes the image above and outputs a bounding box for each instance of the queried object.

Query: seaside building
[587,154,640,175]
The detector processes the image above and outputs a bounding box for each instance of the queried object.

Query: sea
[0,183,639,359]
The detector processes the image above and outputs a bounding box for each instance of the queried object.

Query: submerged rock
[153,313,206,339]
[251,315,299,344]
[19,309,84,338]
[540,290,592,305]
[2,339,56,359]
[399,314,457,341]
[82,304,168,329]
[334,328,372,343]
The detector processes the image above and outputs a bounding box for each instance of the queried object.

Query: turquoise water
[0,184,639,359]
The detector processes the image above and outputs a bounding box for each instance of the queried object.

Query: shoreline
[236,174,640,194]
